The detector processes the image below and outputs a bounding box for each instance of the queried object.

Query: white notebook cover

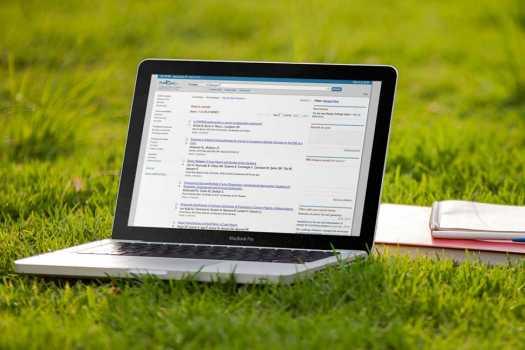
[430,200,525,239]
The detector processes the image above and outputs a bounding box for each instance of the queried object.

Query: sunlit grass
[0,0,524,348]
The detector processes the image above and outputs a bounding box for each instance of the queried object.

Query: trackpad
[120,257,221,273]
[125,258,222,278]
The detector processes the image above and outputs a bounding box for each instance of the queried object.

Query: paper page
[436,200,525,233]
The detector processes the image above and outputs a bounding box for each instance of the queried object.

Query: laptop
[15,60,397,284]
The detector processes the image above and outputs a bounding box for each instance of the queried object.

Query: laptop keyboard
[78,242,335,264]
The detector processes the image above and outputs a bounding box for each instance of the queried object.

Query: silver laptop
[15,60,397,284]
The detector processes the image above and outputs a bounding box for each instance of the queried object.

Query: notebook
[374,204,525,264]
[430,200,525,240]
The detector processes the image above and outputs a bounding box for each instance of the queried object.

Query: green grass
[1,0,525,348]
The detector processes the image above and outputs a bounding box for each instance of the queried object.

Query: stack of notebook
[374,201,525,264]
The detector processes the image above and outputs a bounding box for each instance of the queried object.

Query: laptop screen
[128,74,382,237]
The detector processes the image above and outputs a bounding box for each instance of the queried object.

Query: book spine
[430,201,440,231]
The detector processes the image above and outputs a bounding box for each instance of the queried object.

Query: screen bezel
[112,59,397,252]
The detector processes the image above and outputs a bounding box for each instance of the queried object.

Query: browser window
[128,75,381,236]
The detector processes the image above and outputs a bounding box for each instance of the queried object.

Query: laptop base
[15,239,367,284]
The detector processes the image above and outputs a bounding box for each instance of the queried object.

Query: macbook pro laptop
[15,60,397,283]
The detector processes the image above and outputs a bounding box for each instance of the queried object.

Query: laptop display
[128,74,382,237]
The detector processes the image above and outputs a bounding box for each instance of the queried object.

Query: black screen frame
[112,59,397,252]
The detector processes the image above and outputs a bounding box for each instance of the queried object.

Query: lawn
[1,0,525,348]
